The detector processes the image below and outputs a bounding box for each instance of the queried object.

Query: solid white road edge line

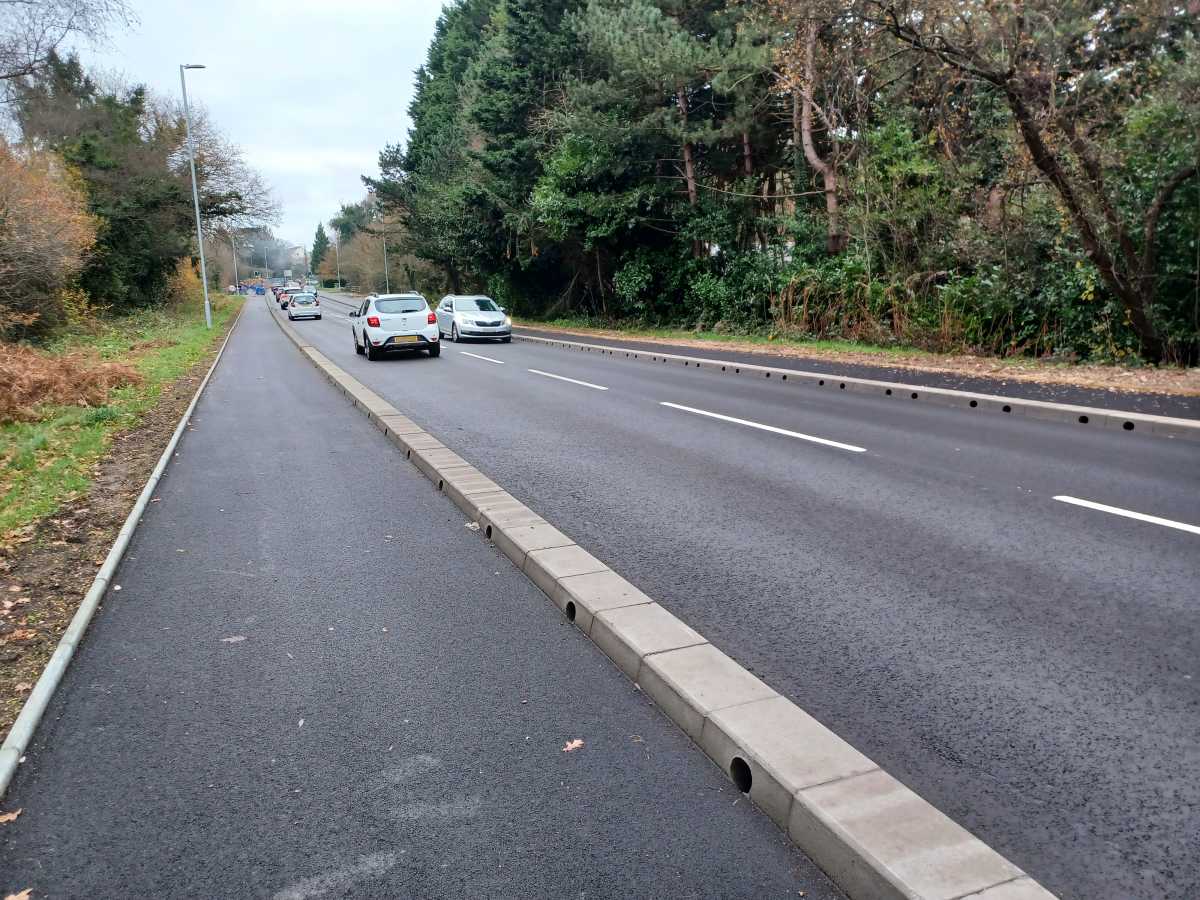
[660,401,867,453]
[461,351,505,365]
[528,368,608,390]
[1052,495,1200,536]
[0,300,247,799]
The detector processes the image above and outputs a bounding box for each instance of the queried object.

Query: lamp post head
[182,64,206,70]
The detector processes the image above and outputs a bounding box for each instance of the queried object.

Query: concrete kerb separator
[512,331,1200,442]
[0,301,248,799]
[268,302,1058,900]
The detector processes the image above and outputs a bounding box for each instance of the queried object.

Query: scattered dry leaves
[562,738,584,752]
[0,808,21,824]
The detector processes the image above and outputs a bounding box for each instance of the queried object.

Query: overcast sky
[84,0,445,250]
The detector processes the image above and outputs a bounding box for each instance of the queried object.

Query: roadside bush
[0,142,97,342]
[0,342,142,425]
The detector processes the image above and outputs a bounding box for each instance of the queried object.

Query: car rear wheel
[428,342,441,358]
[354,332,363,355]
[364,339,378,361]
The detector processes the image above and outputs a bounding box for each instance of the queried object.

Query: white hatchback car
[286,292,321,320]
[350,293,441,360]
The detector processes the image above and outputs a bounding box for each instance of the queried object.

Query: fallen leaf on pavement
[9,629,37,642]
[5,889,31,899]
[298,719,304,728]
[0,808,21,823]
[6,586,21,593]
[14,683,32,693]
[464,522,480,531]
[220,635,246,643]
[562,739,584,752]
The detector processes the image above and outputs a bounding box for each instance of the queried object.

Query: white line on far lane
[460,351,505,365]
[527,368,608,391]
[659,402,867,453]
[1052,495,1200,535]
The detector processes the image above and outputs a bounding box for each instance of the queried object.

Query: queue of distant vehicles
[270,276,512,361]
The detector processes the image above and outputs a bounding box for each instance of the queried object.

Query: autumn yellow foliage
[0,141,97,340]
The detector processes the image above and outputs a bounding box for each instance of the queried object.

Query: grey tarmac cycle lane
[0,300,841,900]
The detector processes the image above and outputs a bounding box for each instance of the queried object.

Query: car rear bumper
[372,334,439,351]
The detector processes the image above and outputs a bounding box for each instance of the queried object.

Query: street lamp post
[333,230,341,288]
[179,63,212,329]
[230,233,240,292]
[382,229,390,293]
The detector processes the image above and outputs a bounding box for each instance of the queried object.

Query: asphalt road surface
[0,300,842,899]
[308,290,1200,899]
[515,325,1200,419]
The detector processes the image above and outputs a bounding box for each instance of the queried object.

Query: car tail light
[366,315,381,327]
[427,311,437,324]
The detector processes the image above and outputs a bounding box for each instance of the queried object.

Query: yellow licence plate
[392,335,419,343]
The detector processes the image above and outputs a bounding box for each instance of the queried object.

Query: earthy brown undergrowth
[0,343,142,425]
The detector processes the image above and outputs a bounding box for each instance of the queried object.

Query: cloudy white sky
[84,0,445,250]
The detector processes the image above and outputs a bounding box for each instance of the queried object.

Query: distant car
[436,295,511,342]
[286,292,321,321]
[279,287,302,308]
[350,293,440,360]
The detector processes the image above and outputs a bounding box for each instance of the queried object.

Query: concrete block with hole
[478,502,545,533]
[398,432,444,453]
[550,570,654,633]
[789,769,1025,900]
[638,643,776,740]
[699,695,878,831]
[521,544,607,597]
[410,446,471,481]
[378,413,424,437]
[589,602,704,679]
[439,469,501,507]
[463,490,522,521]
[490,522,574,569]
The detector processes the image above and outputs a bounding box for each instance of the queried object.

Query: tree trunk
[799,23,846,254]
[742,131,753,177]
[1001,83,1163,361]
[676,86,698,207]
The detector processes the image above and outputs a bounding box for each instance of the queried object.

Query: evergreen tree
[311,223,330,274]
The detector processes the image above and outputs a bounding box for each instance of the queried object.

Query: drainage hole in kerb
[1078,415,1089,424]
[885,388,892,396]
[911,392,919,399]
[485,524,493,539]
[730,757,752,794]
[781,374,787,380]
[565,601,577,622]
[969,400,978,408]
[1123,421,1135,431]
[765,372,770,378]
[840,383,846,389]
[437,479,444,491]
[735,368,741,374]
[722,366,726,371]
[1002,404,1012,413]
[405,449,412,459]
[818,379,825,386]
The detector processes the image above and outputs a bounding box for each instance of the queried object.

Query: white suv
[350,293,440,360]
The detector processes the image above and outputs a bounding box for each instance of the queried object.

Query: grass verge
[0,295,240,547]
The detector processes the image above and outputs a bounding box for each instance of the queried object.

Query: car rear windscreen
[375,298,426,313]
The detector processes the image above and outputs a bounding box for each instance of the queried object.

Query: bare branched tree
[0,0,134,84]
